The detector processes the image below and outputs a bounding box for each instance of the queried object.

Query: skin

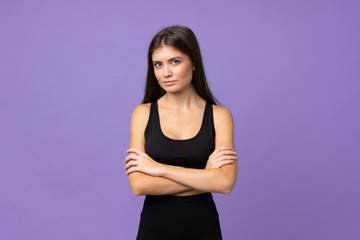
[125,45,237,196]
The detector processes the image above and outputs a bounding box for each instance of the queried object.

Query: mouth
[163,80,177,86]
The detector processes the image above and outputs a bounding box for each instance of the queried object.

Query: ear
[192,64,195,71]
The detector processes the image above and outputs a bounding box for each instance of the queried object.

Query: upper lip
[163,80,177,83]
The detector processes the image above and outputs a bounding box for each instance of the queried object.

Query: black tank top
[145,100,215,169]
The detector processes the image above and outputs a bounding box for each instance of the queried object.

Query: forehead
[152,45,188,61]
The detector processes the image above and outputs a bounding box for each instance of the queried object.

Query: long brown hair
[141,26,219,105]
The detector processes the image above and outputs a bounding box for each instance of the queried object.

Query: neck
[159,84,204,109]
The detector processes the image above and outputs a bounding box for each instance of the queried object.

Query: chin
[161,85,182,93]
[164,89,182,94]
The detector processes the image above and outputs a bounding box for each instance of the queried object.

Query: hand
[206,147,237,169]
[124,148,164,176]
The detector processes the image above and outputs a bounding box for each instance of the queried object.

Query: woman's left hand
[124,148,164,176]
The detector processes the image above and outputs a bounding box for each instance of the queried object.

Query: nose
[163,65,172,78]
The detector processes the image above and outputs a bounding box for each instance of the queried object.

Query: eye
[153,62,162,68]
[172,59,180,65]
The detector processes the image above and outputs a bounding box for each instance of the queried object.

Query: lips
[163,80,177,86]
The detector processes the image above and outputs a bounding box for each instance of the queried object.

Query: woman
[125,26,237,240]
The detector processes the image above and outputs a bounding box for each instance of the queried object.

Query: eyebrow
[152,56,184,62]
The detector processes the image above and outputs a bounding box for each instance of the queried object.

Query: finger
[124,155,132,163]
[124,154,138,163]
[214,148,231,158]
[126,166,139,175]
[215,150,237,158]
[221,151,237,158]
[124,160,137,170]
[215,157,235,165]
[215,147,232,153]
[126,148,141,154]
[222,150,237,155]
[211,147,229,157]
[127,148,146,156]
[217,146,232,149]
[218,160,235,167]
[217,146,232,150]
[212,159,234,168]
[218,155,237,162]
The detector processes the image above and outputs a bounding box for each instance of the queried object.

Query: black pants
[136,193,222,240]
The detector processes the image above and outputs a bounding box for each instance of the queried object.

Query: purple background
[1,0,359,239]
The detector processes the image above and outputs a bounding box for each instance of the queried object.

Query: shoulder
[130,103,151,128]
[212,105,234,126]
[132,103,151,117]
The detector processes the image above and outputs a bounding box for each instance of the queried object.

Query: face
[152,45,195,93]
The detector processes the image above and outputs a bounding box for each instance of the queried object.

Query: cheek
[154,69,162,80]
[176,67,193,81]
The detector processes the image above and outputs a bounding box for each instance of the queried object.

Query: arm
[127,104,195,196]
[128,172,195,196]
[162,106,238,194]
[126,106,238,194]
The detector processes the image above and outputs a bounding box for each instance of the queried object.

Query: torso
[158,99,208,196]
[136,99,228,196]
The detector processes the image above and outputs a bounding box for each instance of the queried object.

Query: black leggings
[136,193,222,240]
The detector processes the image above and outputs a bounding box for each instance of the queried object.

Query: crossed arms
[125,104,237,196]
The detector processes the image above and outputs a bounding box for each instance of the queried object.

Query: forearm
[159,164,236,194]
[128,172,194,196]
[125,147,237,195]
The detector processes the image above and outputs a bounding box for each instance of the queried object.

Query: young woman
[125,26,237,240]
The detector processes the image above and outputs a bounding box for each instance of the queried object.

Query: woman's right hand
[206,147,237,169]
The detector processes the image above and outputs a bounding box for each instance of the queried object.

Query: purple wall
[1,0,359,239]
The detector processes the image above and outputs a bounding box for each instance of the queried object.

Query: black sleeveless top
[145,100,215,169]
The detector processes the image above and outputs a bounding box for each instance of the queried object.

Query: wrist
[157,163,166,177]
